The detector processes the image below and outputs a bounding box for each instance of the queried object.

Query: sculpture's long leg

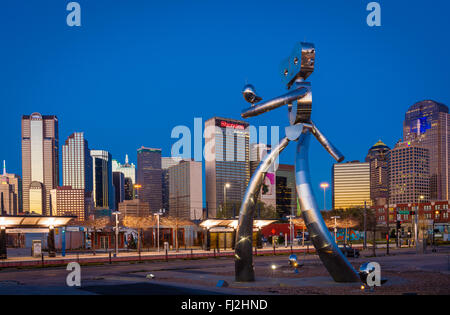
[235,137,290,282]
[295,129,360,282]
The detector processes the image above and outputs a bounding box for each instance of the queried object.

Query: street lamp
[286,215,295,245]
[154,209,164,252]
[415,195,424,252]
[331,216,340,243]
[433,210,439,252]
[320,182,329,211]
[223,183,231,218]
[133,184,142,199]
[112,211,121,258]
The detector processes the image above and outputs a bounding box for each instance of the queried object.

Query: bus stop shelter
[0,215,76,259]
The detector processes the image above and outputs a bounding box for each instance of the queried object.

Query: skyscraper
[275,164,296,218]
[365,140,390,206]
[388,141,430,204]
[332,161,371,209]
[403,100,449,201]
[137,147,162,212]
[113,171,125,211]
[0,162,18,215]
[21,113,59,215]
[204,117,250,218]
[112,154,136,184]
[1,161,22,214]
[124,177,133,201]
[161,156,182,212]
[62,132,92,191]
[169,160,203,220]
[250,143,276,209]
[90,150,115,210]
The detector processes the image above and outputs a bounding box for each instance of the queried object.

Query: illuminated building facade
[62,132,92,191]
[0,161,21,214]
[50,186,88,221]
[137,147,162,212]
[365,140,390,206]
[403,100,449,201]
[332,161,371,209]
[112,154,136,184]
[388,141,430,204]
[204,117,250,218]
[21,113,59,215]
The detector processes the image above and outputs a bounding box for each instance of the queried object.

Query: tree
[122,216,155,254]
[161,216,195,251]
[79,216,111,254]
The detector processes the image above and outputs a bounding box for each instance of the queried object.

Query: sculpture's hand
[309,121,344,162]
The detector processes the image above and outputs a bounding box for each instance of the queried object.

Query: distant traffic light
[396,220,401,230]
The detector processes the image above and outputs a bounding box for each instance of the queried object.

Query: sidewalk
[0,244,364,268]
[1,243,421,269]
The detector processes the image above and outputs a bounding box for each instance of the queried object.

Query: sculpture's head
[280,42,315,89]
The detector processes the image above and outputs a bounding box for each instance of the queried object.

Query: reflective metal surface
[241,87,308,119]
[289,254,298,264]
[280,42,315,89]
[242,84,262,104]
[295,128,360,282]
[359,262,375,285]
[235,41,359,283]
[235,137,290,282]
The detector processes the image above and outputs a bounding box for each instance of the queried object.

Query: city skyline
[1,2,450,210]
[2,98,449,215]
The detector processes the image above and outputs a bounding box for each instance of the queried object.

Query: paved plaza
[0,245,448,295]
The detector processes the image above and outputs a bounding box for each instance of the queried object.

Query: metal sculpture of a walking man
[235,42,360,283]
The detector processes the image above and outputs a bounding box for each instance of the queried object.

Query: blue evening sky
[1,1,449,209]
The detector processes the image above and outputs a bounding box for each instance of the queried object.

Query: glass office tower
[90,150,115,210]
[403,100,449,201]
[204,117,250,218]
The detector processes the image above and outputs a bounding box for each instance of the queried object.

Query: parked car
[339,244,360,258]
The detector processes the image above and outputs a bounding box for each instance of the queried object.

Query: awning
[0,215,76,228]
[200,219,277,230]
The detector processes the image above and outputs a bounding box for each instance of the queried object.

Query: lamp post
[331,216,340,243]
[433,210,439,252]
[112,211,121,257]
[415,195,424,253]
[320,182,329,211]
[154,209,164,252]
[286,215,295,245]
[363,201,367,249]
[133,184,142,199]
[223,183,230,218]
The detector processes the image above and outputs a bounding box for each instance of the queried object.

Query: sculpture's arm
[308,121,344,162]
[241,87,309,118]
